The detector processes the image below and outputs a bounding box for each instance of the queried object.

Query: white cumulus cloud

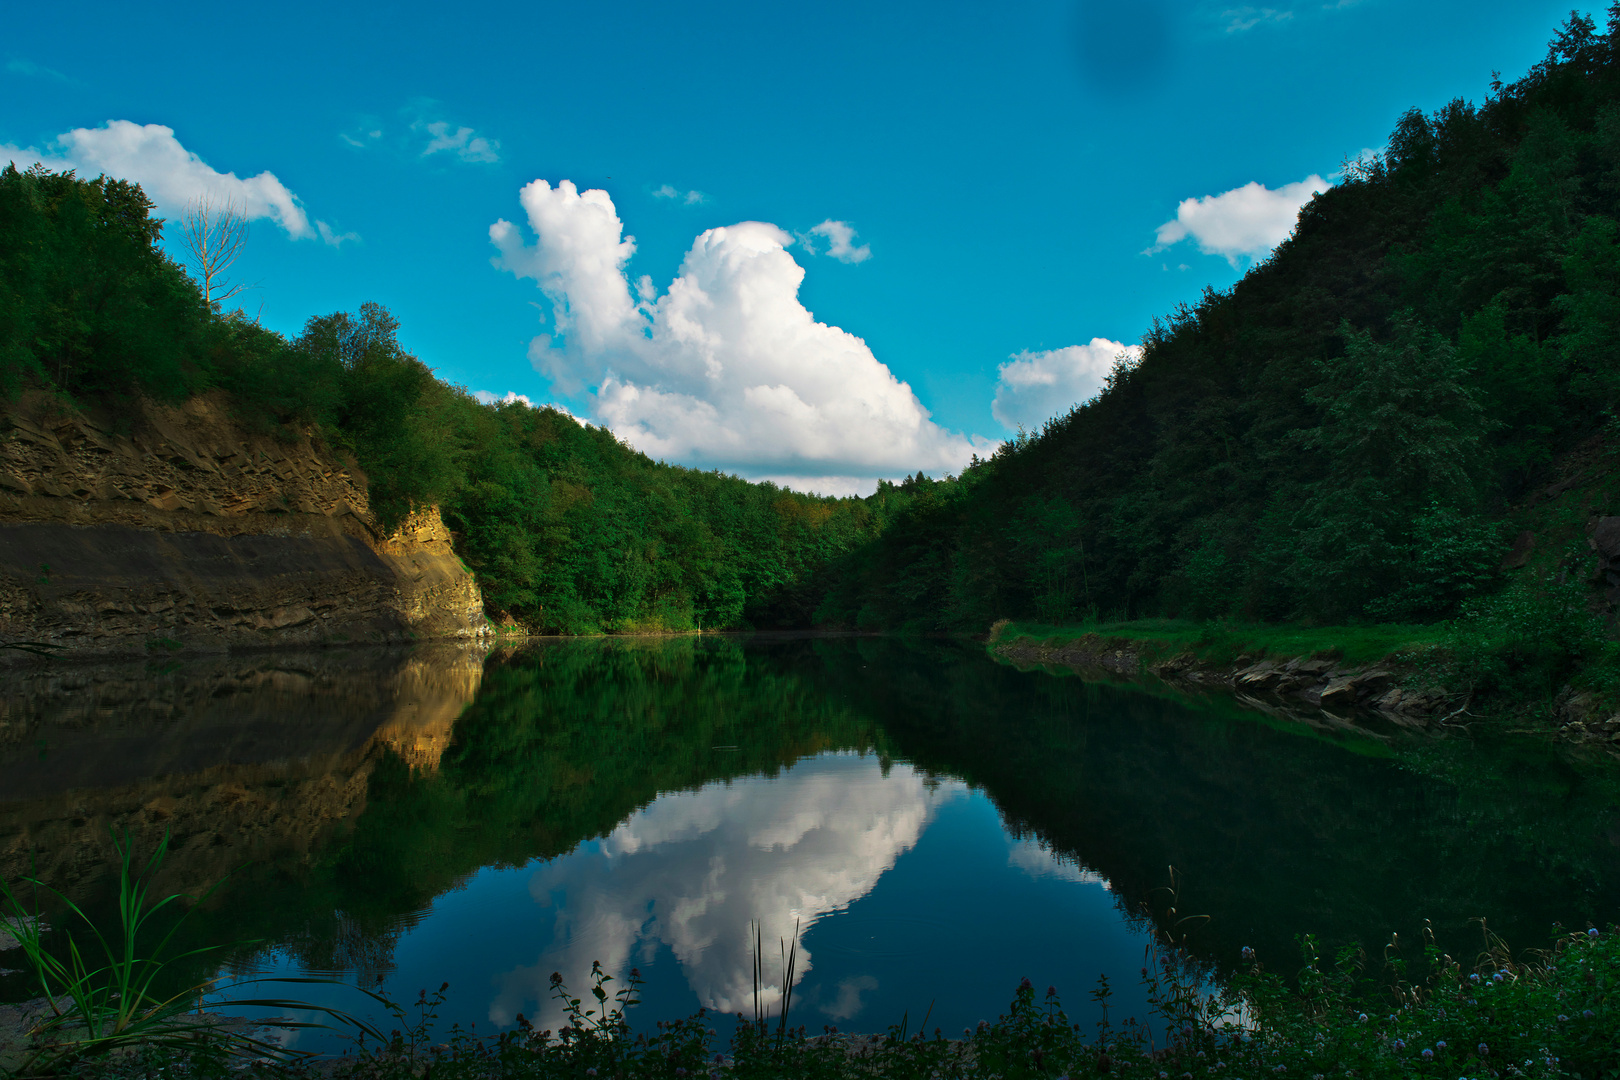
[0,120,351,243]
[1150,174,1329,265]
[991,339,1141,431]
[490,179,992,493]
[801,219,871,263]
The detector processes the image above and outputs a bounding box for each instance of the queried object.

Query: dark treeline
[816,13,1620,634]
[0,166,919,633]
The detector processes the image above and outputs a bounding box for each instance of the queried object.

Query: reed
[0,832,384,1076]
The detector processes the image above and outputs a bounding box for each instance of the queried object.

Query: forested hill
[0,168,926,635]
[815,12,1620,636]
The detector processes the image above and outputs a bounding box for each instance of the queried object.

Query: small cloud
[1221,6,1293,31]
[316,220,360,248]
[473,391,589,425]
[6,58,71,82]
[340,126,385,149]
[408,107,500,164]
[992,339,1141,430]
[473,390,535,407]
[653,184,707,204]
[801,219,871,264]
[4,120,319,239]
[1148,174,1329,266]
[419,120,500,163]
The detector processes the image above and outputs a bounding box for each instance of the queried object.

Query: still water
[2,636,1617,1050]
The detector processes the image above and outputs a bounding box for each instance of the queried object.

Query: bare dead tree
[178,195,250,308]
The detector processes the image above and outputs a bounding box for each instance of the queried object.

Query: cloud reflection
[1006,835,1112,888]
[492,753,965,1027]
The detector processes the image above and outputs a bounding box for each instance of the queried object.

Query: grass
[0,833,383,1077]
[989,617,1450,669]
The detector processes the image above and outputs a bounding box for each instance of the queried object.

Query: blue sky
[2,0,1586,493]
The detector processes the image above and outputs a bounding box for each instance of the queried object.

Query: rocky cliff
[0,392,488,656]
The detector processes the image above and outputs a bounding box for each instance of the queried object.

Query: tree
[177,195,249,309]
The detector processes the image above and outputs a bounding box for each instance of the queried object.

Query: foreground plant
[0,832,380,1076]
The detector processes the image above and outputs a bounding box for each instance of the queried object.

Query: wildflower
[1020,977,1033,991]
[978,1020,989,1032]
[1478,1042,1488,1057]
[1437,1041,1447,1052]
[1048,985,1058,998]
[1242,946,1255,962]
[714,1053,724,1063]
[1393,1039,1406,1051]
[1583,1009,1595,1019]
[1469,973,1480,983]
[586,1071,597,1077]
[1558,1014,1569,1022]
[1589,928,1600,938]
[1422,1049,1434,1061]
[1492,974,1503,984]
[1357,1014,1368,1023]
[676,1070,688,1077]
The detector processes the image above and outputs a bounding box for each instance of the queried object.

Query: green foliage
[813,14,1620,646]
[1443,570,1620,706]
[0,164,210,400]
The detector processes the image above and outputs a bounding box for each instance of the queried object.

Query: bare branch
[178,195,250,308]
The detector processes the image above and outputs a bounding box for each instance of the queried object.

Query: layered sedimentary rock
[0,392,487,654]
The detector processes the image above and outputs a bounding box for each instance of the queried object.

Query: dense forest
[816,12,1620,639]
[7,11,1620,657]
[0,167,926,633]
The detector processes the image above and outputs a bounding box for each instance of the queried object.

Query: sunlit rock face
[492,753,965,1028]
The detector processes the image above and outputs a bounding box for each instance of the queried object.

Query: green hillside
[811,14,1620,710]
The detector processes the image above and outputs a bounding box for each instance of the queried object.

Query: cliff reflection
[495,753,963,1028]
[0,642,485,1004]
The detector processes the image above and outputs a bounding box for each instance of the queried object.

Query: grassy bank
[988,618,1449,670]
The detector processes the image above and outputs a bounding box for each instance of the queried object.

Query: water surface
[2,636,1615,1048]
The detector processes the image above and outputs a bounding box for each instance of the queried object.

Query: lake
[2,635,1616,1052]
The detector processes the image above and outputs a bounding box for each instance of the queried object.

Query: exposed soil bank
[0,393,488,656]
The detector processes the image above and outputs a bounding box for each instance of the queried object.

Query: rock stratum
[0,392,488,655]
